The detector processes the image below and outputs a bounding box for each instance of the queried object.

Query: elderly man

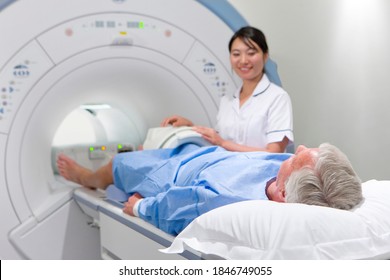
[57,143,362,235]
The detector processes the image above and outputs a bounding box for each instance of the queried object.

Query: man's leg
[57,154,113,189]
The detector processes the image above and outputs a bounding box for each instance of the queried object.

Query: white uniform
[215,74,293,149]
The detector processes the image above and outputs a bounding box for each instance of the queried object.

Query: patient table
[73,186,203,260]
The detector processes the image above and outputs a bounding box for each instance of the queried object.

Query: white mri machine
[2,0,390,261]
[0,0,281,260]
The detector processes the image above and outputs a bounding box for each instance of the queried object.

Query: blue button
[0,108,4,114]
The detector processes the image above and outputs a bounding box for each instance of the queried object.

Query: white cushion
[162,180,390,259]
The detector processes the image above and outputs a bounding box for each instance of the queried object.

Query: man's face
[269,145,319,202]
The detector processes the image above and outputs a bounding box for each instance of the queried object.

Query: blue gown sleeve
[137,185,219,235]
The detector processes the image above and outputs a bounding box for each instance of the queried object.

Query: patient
[57,143,363,235]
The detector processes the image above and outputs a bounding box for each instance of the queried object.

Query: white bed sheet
[162,180,390,259]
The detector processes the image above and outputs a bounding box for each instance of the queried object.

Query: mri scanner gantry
[0,0,246,259]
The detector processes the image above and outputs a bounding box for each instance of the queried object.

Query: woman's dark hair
[228,26,269,54]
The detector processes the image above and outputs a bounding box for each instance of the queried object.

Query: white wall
[229,0,390,181]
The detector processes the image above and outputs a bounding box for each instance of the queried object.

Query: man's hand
[123,193,143,216]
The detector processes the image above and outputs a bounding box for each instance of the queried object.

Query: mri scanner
[2,0,390,262]
[0,0,284,260]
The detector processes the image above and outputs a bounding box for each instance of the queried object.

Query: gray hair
[285,143,363,210]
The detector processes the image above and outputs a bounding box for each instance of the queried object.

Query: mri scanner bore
[51,104,136,174]
[0,0,251,259]
[51,105,210,174]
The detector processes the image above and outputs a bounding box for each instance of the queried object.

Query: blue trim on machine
[0,0,15,11]
[195,0,248,31]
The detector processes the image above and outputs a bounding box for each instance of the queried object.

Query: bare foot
[56,154,94,188]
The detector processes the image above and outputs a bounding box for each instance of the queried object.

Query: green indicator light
[89,147,94,152]
[139,21,144,29]
[118,144,123,149]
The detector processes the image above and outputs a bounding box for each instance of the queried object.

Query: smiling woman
[163,26,294,153]
[215,26,294,153]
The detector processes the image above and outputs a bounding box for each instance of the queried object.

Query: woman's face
[230,37,268,82]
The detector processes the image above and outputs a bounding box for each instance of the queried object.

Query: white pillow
[162,180,390,259]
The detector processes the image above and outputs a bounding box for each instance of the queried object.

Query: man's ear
[273,187,286,203]
[281,188,286,202]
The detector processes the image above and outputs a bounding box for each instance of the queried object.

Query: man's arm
[122,186,216,235]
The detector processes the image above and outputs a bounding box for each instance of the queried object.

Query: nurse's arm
[220,136,289,153]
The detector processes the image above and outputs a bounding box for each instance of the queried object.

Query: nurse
[161,26,293,153]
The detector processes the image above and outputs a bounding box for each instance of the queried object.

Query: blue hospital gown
[113,144,291,235]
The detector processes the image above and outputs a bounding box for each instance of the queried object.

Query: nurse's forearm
[220,140,266,152]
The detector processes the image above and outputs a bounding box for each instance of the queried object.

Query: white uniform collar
[234,73,271,98]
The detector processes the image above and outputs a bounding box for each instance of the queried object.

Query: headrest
[143,126,210,150]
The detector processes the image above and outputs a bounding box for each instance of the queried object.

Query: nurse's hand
[161,115,194,127]
[123,193,143,216]
[193,126,224,146]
